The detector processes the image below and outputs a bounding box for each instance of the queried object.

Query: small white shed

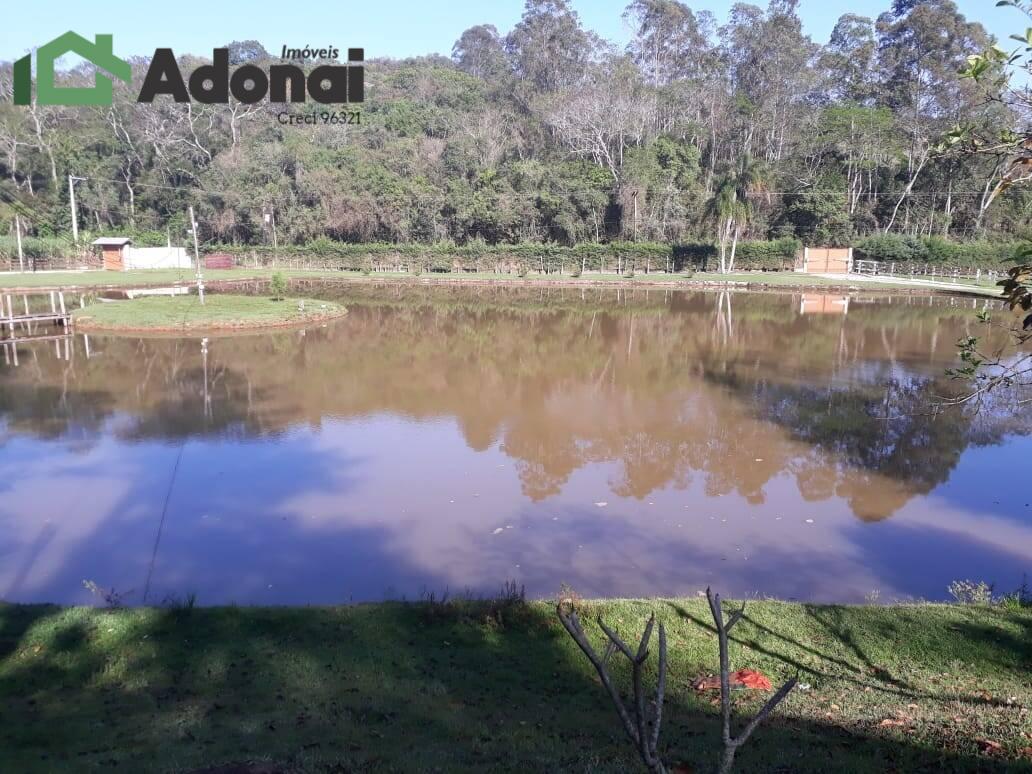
[91,237,192,271]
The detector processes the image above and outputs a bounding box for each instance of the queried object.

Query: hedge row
[2,233,1023,273]
[0,236,94,271]
[210,239,802,273]
[853,234,1023,268]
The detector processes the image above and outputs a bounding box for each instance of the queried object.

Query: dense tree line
[0,0,1029,256]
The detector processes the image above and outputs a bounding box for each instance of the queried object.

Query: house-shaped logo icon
[14,32,131,106]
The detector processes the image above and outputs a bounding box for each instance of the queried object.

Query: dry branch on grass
[557,600,667,773]
[556,588,798,773]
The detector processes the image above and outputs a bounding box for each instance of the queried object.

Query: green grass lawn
[72,294,346,332]
[0,268,258,288]
[0,267,1002,297]
[0,598,1029,772]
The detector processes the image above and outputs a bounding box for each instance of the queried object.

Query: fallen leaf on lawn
[976,739,1002,754]
[907,703,918,709]
[830,704,840,711]
[879,718,906,727]
[1018,747,1032,759]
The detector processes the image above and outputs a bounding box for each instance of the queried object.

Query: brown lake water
[1,283,1031,605]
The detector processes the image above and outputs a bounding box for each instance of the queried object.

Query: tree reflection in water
[0,285,1029,602]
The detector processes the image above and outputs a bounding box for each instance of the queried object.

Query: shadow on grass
[671,602,1030,711]
[0,599,1028,773]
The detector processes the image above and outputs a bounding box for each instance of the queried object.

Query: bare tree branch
[706,587,798,774]
[557,600,667,773]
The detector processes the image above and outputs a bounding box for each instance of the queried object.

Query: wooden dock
[1,290,73,338]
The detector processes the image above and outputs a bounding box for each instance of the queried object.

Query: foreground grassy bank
[72,294,346,332]
[0,267,1002,296]
[1,599,1029,772]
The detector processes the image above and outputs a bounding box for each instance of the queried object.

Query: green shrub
[206,236,1017,275]
[853,233,927,263]
[853,234,1021,268]
[269,272,288,300]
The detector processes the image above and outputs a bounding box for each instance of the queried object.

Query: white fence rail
[852,259,1002,285]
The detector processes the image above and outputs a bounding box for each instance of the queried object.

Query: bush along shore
[195,237,1027,274]
[0,596,1030,772]
[2,236,1025,275]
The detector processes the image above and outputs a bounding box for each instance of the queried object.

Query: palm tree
[705,156,766,274]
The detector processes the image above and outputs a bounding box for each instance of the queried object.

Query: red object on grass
[692,668,773,692]
[732,668,773,690]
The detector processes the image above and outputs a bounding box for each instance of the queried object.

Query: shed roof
[92,237,132,246]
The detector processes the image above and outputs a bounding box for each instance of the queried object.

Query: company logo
[14,32,131,105]
[14,32,364,106]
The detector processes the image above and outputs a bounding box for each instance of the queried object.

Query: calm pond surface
[1,283,1030,605]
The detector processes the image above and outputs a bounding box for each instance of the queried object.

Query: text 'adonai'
[137,48,364,104]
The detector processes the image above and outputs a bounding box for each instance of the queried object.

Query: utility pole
[14,215,24,272]
[68,175,86,244]
[271,208,278,259]
[265,205,278,259]
[631,189,639,242]
[189,205,204,305]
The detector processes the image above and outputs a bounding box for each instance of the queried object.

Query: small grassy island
[72,293,347,333]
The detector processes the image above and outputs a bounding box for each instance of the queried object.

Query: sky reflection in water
[0,285,1029,605]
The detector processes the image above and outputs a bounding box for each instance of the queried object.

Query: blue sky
[0,1,1023,62]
